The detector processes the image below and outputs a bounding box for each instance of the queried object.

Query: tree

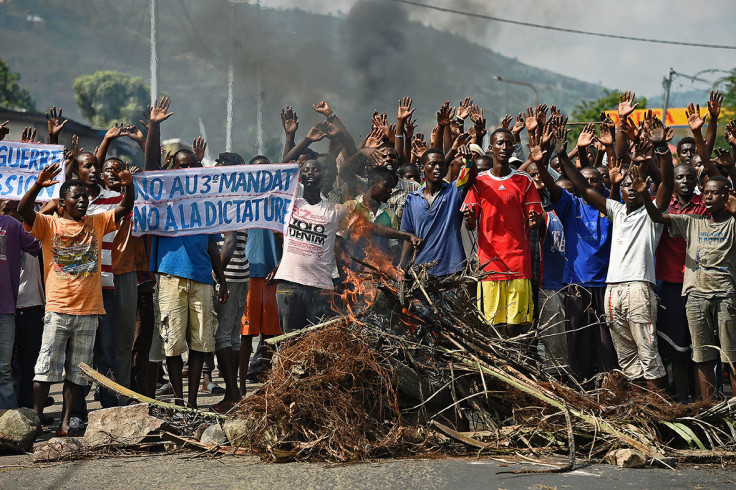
[73,71,149,127]
[569,89,647,142]
[0,59,36,111]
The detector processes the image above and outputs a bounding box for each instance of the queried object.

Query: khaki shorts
[686,294,736,364]
[158,274,217,357]
[34,312,97,386]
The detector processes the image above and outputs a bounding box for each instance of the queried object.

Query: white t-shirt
[17,251,44,309]
[275,198,347,290]
[605,199,664,285]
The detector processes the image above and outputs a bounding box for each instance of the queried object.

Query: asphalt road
[1,453,735,489]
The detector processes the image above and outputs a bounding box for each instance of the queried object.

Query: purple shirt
[0,216,42,314]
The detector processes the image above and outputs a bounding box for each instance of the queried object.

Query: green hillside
[1,0,606,161]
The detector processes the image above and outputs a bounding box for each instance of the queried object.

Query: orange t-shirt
[31,210,119,315]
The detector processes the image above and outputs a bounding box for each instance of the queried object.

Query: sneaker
[200,381,226,395]
[156,382,174,396]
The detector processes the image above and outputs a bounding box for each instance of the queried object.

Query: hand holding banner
[0,141,65,201]
[132,163,300,237]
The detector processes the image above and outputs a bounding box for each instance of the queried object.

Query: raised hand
[450,118,462,139]
[456,97,473,120]
[541,121,556,149]
[140,106,151,130]
[598,118,615,146]
[708,90,724,120]
[619,116,641,143]
[404,116,417,140]
[535,104,549,128]
[628,163,649,195]
[725,120,736,147]
[577,123,596,148]
[412,134,428,160]
[114,162,134,186]
[325,121,341,139]
[618,91,639,119]
[727,194,736,216]
[105,122,128,140]
[554,125,569,155]
[306,122,329,142]
[525,107,538,133]
[633,138,654,163]
[46,106,68,138]
[150,97,174,124]
[607,156,625,186]
[501,114,513,130]
[365,127,384,149]
[387,123,397,145]
[714,148,734,169]
[0,120,8,141]
[313,100,333,117]
[125,124,145,146]
[469,105,485,126]
[456,144,472,160]
[527,131,546,163]
[37,162,62,187]
[21,126,37,143]
[281,106,299,134]
[397,97,415,121]
[512,113,525,138]
[192,136,207,162]
[452,132,472,150]
[686,102,707,131]
[643,114,672,145]
[436,100,453,126]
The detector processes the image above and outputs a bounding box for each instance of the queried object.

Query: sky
[257,0,735,100]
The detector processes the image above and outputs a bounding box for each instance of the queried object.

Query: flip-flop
[211,399,235,414]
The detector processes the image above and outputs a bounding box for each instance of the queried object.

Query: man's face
[0,200,21,222]
[491,132,514,164]
[61,185,89,220]
[527,164,545,192]
[249,157,269,166]
[476,156,493,172]
[76,154,100,186]
[374,147,399,172]
[597,166,611,188]
[703,180,728,213]
[423,153,447,185]
[678,142,696,166]
[174,152,198,169]
[674,165,697,199]
[620,174,643,207]
[581,168,604,194]
[557,179,574,194]
[371,179,393,203]
[300,161,323,190]
[102,160,122,191]
[402,167,420,183]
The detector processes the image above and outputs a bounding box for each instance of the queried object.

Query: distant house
[0,106,143,163]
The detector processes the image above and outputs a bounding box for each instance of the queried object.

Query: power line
[388,0,736,50]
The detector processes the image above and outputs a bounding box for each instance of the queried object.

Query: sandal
[201,381,226,395]
[211,399,235,414]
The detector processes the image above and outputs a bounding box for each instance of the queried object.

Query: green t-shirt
[669,214,736,297]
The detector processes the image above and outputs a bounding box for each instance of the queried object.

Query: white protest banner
[132,163,300,237]
[0,141,65,201]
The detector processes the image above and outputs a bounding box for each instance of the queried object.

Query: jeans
[0,314,18,409]
[114,272,138,390]
[94,289,119,407]
[275,281,333,334]
[12,306,44,408]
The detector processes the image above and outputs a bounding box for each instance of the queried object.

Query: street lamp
[493,75,539,107]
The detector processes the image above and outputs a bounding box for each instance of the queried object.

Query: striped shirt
[87,187,122,290]
[218,231,249,282]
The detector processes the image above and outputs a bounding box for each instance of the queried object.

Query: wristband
[654,144,669,154]
[326,113,335,121]
[395,134,404,139]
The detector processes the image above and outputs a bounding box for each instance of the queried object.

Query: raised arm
[396,97,415,164]
[314,101,358,157]
[111,162,135,222]
[282,122,327,163]
[532,127,562,202]
[575,123,596,169]
[144,97,174,171]
[281,106,298,162]
[96,123,128,164]
[706,90,723,155]
[19,163,62,227]
[436,101,452,152]
[643,117,675,211]
[686,102,721,179]
[615,91,639,163]
[558,131,607,214]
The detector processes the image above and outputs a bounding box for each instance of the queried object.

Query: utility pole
[150,0,158,105]
[225,3,236,152]
[662,68,674,124]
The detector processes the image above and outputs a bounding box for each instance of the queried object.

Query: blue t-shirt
[246,228,281,278]
[400,182,466,276]
[150,234,219,284]
[541,211,566,290]
[550,189,611,287]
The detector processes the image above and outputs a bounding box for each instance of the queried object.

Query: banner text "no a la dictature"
[132,164,300,236]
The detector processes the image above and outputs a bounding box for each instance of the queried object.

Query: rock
[223,418,250,446]
[32,437,84,462]
[84,403,167,446]
[200,423,227,446]
[0,408,41,453]
[605,448,647,468]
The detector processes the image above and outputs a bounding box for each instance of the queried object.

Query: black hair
[299,148,319,160]
[677,137,696,153]
[399,163,420,175]
[490,128,514,143]
[248,155,270,165]
[103,157,124,168]
[59,178,87,200]
[368,166,396,187]
[420,147,445,165]
[708,175,732,190]
[475,154,493,169]
[302,159,323,171]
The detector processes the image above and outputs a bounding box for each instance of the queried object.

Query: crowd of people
[1,88,736,438]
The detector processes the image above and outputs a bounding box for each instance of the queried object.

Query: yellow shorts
[157,274,217,356]
[478,279,534,325]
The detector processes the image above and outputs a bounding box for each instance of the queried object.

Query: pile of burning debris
[33,253,736,470]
